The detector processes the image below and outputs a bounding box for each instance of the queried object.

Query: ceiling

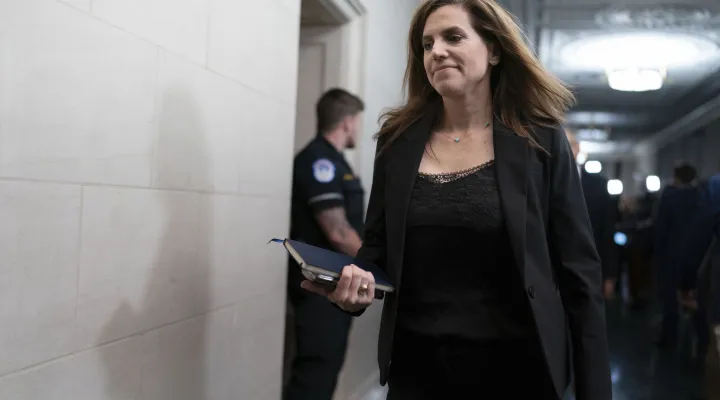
[500,0,720,154]
[300,0,365,26]
[300,0,341,26]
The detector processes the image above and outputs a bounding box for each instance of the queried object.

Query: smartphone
[301,268,384,300]
[302,269,338,287]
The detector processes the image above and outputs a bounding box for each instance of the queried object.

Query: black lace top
[396,160,533,339]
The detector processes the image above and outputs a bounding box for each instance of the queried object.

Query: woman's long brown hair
[377,0,575,152]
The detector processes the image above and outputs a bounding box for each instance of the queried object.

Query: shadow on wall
[99,87,213,399]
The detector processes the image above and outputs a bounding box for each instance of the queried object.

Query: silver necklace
[446,121,491,143]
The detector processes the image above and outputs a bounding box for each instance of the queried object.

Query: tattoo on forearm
[319,208,352,239]
[315,207,362,256]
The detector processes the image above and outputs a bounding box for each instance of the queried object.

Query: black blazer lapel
[493,120,529,279]
[384,108,439,283]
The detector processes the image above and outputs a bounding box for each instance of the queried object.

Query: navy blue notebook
[270,238,395,293]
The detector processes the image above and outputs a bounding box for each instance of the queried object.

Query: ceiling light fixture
[585,160,602,174]
[607,68,665,92]
[560,32,717,71]
[595,6,717,30]
[646,175,661,192]
[576,128,609,141]
[607,179,624,196]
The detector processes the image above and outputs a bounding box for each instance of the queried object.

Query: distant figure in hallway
[678,173,720,398]
[301,1,612,399]
[566,129,618,298]
[654,162,702,348]
[284,88,366,400]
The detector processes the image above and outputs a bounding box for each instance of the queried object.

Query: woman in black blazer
[301,0,612,398]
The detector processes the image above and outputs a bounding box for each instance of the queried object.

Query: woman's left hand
[301,264,375,313]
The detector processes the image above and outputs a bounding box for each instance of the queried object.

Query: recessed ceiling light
[585,160,602,174]
[646,175,661,192]
[607,179,624,195]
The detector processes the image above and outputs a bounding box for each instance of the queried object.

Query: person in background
[654,162,702,348]
[284,88,365,400]
[677,174,720,399]
[616,194,653,307]
[302,1,611,398]
[566,129,618,298]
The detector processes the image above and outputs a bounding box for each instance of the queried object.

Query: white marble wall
[0,0,299,398]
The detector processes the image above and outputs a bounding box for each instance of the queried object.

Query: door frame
[295,0,367,168]
[318,0,366,23]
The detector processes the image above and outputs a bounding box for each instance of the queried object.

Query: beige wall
[0,0,299,398]
[356,0,418,188]
[0,0,420,398]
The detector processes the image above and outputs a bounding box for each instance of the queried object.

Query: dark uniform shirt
[285,136,365,400]
[290,136,365,250]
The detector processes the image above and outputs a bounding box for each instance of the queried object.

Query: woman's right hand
[301,264,375,313]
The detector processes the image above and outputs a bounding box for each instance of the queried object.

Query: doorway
[284,0,367,398]
[293,0,365,168]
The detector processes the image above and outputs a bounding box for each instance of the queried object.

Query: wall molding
[318,0,367,24]
[639,92,720,152]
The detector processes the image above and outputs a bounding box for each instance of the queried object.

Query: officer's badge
[312,158,335,183]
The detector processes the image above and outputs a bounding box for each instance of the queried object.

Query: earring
[490,59,498,65]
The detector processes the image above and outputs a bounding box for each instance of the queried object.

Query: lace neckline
[417,159,495,184]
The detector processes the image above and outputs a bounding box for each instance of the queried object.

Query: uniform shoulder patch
[312,158,335,183]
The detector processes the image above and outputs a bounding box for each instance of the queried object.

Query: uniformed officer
[284,88,366,400]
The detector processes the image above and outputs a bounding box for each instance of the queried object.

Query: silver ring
[358,283,369,296]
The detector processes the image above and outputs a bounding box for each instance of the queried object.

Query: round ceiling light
[607,179,624,196]
[585,160,602,174]
[560,32,718,70]
[646,175,661,192]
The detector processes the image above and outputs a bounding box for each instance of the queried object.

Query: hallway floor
[361,299,704,400]
[605,299,703,400]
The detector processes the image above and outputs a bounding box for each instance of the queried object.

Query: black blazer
[581,170,618,280]
[356,108,612,400]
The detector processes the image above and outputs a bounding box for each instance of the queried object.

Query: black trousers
[283,266,352,400]
[386,329,559,400]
